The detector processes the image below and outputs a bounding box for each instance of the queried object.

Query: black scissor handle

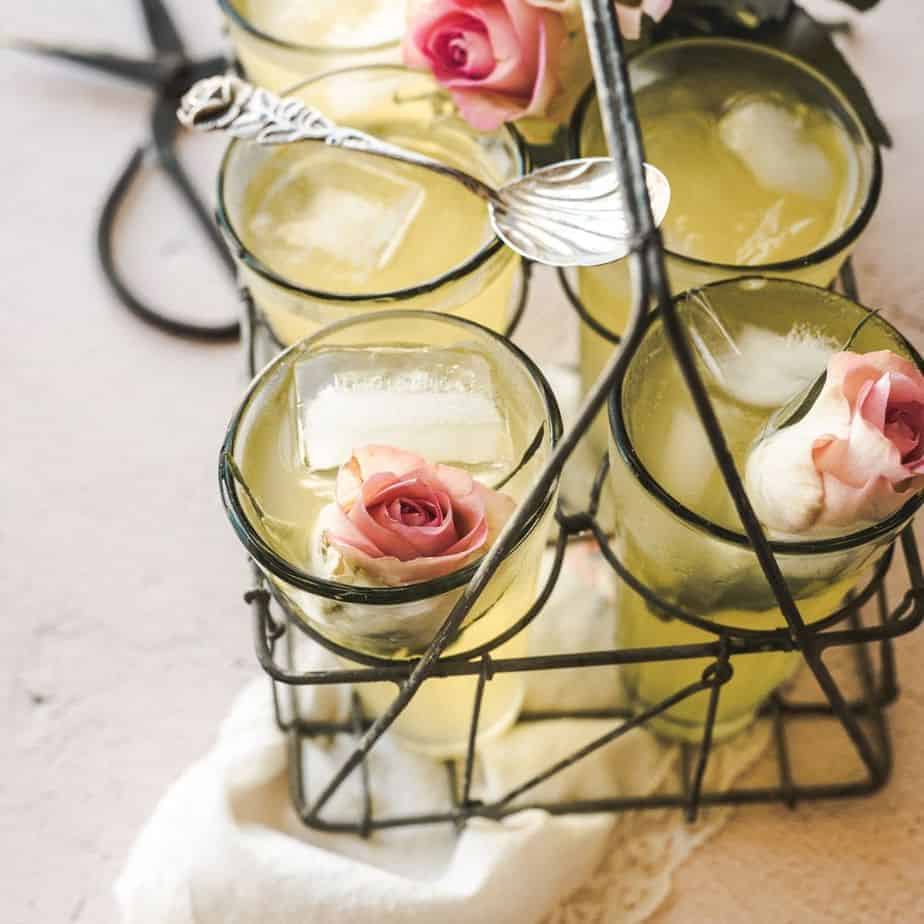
[97,141,240,342]
[139,0,186,57]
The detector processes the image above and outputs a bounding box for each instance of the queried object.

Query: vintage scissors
[8,0,240,341]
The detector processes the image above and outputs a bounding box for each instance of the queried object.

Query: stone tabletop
[3,1,923,922]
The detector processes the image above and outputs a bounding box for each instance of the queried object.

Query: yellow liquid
[237,126,518,349]
[242,145,491,294]
[238,350,549,757]
[579,65,865,450]
[612,301,883,741]
[227,0,404,92]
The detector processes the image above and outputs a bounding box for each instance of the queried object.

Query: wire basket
[232,0,924,835]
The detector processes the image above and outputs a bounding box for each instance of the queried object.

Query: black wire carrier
[238,0,924,834]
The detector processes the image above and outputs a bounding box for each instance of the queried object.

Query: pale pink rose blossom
[403,0,672,131]
[324,445,516,585]
[746,350,924,535]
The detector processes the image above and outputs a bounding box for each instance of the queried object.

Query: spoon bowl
[492,157,670,267]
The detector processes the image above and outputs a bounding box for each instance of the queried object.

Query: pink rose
[324,445,516,585]
[746,350,924,535]
[403,0,566,131]
[403,0,673,131]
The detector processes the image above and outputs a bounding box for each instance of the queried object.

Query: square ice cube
[253,152,425,285]
[259,0,405,46]
[714,325,837,409]
[718,96,833,199]
[294,347,514,471]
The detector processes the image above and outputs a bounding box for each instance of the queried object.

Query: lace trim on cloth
[546,724,769,924]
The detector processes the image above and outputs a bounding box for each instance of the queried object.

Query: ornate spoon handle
[177,75,498,202]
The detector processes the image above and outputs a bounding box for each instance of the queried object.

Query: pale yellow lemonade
[578,39,876,450]
[223,0,404,91]
[610,281,907,741]
[240,143,513,341]
[221,69,523,357]
[234,334,555,757]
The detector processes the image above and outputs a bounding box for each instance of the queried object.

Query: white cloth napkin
[115,539,769,924]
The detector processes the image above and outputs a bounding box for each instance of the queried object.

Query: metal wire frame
[233,0,924,834]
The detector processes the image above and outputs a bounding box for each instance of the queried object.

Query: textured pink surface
[2,1,923,922]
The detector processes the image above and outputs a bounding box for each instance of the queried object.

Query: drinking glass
[218,0,403,92]
[608,278,922,742]
[221,310,561,756]
[218,66,528,368]
[572,37,882,451]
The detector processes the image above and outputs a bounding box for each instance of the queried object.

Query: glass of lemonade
[608,278,922,742]
[218,66,528,368]
[221,310,561,757]
[218,0,404,91]
[572,37,881,450]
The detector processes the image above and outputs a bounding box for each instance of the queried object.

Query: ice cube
[718,96,834,199]
[655,404,723,514]
[255,0,405,46]
[295,347,514,471]
[713,324,837,409]
[249,151,425,284]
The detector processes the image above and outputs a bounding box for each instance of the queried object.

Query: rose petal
[335,502,490,586]
[404,0,565,128]
[817,472,921,529]
[746,419,826,533]
[523,14,563,122]
[473,479,517,537]
[332,543,484,585]
[815,380,910,487]
[829,350,922,409]
[337,445,429,507]
[334,456,364,510]
[328,445,515,586]
[888,399,924,468]
[424,12,496,82]
[614,0,673,39]
[883,414,919,462]
[523,0,579,13]
[385,496,442,526]
[355,445,428,478]
[856,373,890,430]
[641,0,673,23]
[323,505,386,560]
[437,5,530,92]
[615,4,643,40]
[885,370,924,406]
[442,513,489,556]
[347,490,421,560]
[370,486,461,556]
[450,86,526,131]
[452,26,495,78]
[747,349,924,535]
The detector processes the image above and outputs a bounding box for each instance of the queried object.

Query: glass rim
[220,309,564,604]
[217,0,402,54]
[570,36,883,275]
[216,64,529,305]
[607,276,924,556]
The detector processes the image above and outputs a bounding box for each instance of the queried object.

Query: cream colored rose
[746,350,924,535]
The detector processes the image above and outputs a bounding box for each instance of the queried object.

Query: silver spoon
[177,74,670,268]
